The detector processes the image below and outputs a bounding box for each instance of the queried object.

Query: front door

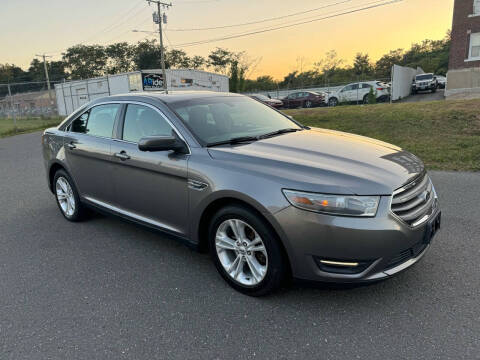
[64,103,121,204]
[110,103,189,237]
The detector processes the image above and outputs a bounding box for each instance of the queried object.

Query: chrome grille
[391,174,436,226]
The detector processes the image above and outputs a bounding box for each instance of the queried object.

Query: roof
[95,91,243,104]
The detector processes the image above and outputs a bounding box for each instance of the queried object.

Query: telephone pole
[35,54,54,105]
[147,0,171,93]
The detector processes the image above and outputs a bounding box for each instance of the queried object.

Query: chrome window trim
[64,100,191,155]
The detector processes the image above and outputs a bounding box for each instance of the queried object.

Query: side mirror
[138,135,188,153]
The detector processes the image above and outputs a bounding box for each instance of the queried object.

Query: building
[446,0,480,98]
[55,69,229,116]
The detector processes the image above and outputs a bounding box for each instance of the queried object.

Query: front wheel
[208,205,287,296]
[363,94,369,104]
[328,97,338,107]
[304,100,313,108]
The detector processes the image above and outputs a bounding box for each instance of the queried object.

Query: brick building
[446,0,480,98]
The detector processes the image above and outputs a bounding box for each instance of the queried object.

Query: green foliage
[367,87,377,105]
[62,44,108,79]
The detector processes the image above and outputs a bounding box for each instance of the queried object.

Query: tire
[363,94,369,104]
[432,87,437,93]
[304,100,313,108]
[208,204,287,296]
[328,97,338,107]
[53,169,86,222]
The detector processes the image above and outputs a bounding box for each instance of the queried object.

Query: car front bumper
[273,196,440,283]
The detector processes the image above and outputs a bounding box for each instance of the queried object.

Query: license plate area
[424,211,441,244]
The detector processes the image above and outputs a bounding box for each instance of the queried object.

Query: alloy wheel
[55,177,76,217]
[215,219,268,286]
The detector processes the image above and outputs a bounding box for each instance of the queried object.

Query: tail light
[376,87,384,91]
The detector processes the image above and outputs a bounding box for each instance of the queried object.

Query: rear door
[110,103,190,236]
[64,103,121,204]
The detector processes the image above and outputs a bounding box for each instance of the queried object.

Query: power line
[171,0,402,48]
[167,0,356,31]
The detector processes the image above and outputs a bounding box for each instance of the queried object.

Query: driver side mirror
[138,135,188,154]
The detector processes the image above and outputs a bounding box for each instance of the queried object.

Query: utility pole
[36,54,53,105]
[147,0,171,93]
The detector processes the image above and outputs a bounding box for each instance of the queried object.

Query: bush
[367,87,377,105]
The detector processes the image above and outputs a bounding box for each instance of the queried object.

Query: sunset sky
[0,0,454,79]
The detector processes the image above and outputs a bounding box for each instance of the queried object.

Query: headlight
[282,190,379,217]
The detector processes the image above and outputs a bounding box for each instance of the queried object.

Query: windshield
[169,96,301,145]
[416,74,433,81]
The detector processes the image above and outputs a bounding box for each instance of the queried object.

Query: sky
[0,0,454,80]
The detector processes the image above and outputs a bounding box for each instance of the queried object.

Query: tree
[375,49,404,78]
[189,55,206,70]
[62,44,108,79]
[208,48,235,74]
[132,39,164,70]
[105,42,134,74]
[314,50,344,85]
[353,53,373,77]
[166,49,191,69]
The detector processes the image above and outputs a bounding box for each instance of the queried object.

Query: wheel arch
[48,161,69,193]
[196,196,293,277]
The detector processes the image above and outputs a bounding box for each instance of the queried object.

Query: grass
[285,99,480,171]
[0,116,63,138]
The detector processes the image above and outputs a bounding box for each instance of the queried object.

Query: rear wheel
[304,100,313,108]
[53,169,86,222]
[208,205,287,296]
[363,94,369,104]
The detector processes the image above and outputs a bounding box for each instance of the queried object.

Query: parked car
[42,92,441,296]
[412,73,438,94]
[281,91,326,109]
[250,94,283,109]
[327,81,390,106]
[436,75,447,89]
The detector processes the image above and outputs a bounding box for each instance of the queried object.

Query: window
[70,112,89,133]
[85,104,120,138]
[361,83,373,89]
[469,33,480,59]
[474,0,480,15]
[123,104,173,143]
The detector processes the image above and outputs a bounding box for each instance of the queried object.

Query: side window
[70,111,89,133]
[362,83,372,89]
[288,93,297,99]
[85,104,120,138]
[123,104,174,143]
[342,85,353,92]
[351,84,359,90]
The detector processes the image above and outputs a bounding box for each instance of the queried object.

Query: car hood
[207,128,424,195]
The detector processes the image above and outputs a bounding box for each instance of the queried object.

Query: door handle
[66,142,76,150]
[114,151,130,161]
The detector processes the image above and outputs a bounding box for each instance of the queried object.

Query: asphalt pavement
[0,131,479,359]
[400,89,445,103]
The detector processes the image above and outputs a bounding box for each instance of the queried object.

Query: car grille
[391,173,436,226]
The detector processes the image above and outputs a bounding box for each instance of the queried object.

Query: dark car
[281,91,326,109]
[42,91,441,296]
[249,94,283,109]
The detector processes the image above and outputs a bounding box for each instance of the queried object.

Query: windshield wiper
[258,128,302,139]
[206,136,259,147]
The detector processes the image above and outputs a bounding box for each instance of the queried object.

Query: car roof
[94,91,243,105]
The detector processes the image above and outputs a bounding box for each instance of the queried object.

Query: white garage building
[55,69,229,115]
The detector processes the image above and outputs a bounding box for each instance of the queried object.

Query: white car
[436,75,447,89]
[327,81,391,107]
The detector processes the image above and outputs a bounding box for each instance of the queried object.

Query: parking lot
[1,131,479,359]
